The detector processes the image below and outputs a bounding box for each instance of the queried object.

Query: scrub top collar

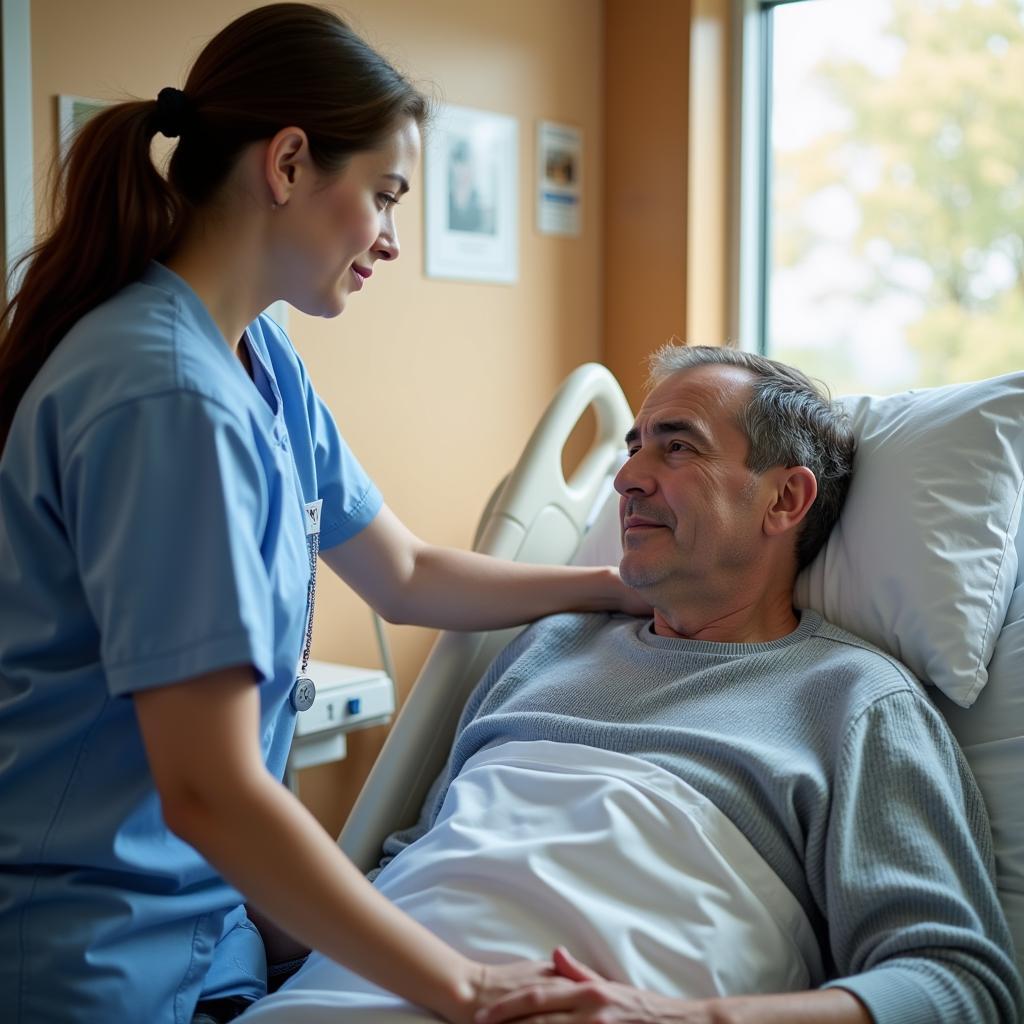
[142,261,282,425]
[241,330,283,418]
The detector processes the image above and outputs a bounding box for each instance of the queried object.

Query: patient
[246,346,1022,1024]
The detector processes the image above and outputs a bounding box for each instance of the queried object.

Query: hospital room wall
[602,0,732,410]
[29,0,608,831]
[602,0,691,407]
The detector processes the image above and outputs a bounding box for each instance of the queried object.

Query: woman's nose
[374,222,400,262]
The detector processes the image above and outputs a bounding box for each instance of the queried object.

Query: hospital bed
[242,361,1024,1022]
[337,361,1024,983]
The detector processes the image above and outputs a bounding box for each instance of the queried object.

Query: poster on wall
[57,95,109,162]
[424,104,518,284]
[536,121,581,238]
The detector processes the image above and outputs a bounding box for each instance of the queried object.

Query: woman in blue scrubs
[0,6,643,1023]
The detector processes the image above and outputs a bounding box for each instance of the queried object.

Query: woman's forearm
[137,669,484,1023]
[321,505,644,629]
[168,767,480,1022]
[382,547,634,628]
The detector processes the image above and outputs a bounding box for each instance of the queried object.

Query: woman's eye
[378,193,399,210]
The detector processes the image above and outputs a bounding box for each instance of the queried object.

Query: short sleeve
[250,313,382,551]
[63,393,275,696]
[303,376,382,551]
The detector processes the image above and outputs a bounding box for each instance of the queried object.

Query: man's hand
[474,948,703,1024]
[474,948,874,1024]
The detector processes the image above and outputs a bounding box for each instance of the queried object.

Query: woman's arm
[321,503,647,628]
[133,667,553,1023]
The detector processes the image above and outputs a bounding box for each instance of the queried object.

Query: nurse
[0,5,641,1023]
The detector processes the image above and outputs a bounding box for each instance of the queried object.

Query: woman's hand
[473,957,560,1004]
[442,957,559,1024]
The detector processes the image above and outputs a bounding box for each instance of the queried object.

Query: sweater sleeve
[820,689,1022,1023]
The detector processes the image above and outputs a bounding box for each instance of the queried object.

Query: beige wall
[603,0,691,411]
[30,0,607,833]
[686,0,733,350]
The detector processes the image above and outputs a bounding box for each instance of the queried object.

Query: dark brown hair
[0,3,428,449]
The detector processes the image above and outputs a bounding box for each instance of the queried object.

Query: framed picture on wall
[58,95,109,161]
[424,104,518,284]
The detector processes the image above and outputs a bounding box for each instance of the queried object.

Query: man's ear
[264,126,311,207]
[763,466,817,538]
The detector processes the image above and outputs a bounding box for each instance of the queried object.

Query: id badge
[303,499,323,537]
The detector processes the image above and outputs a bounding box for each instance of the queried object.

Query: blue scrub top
[0,263,383,1022]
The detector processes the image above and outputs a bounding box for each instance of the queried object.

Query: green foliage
[776,0,1024,386]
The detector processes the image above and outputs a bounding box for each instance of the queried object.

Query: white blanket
[243,741,823,1022]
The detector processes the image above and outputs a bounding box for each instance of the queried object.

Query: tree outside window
[767,0,1024,394]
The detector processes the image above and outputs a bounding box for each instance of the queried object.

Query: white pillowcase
[930,513,1024,977]
[795,372,1024,708]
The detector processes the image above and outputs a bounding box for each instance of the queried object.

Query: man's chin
[619,560,665,591]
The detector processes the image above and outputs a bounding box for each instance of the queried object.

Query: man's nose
[614,452,654,496]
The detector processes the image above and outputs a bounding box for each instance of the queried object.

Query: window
[751,0,1024,394]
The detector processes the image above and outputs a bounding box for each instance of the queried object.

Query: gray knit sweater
[380,610,1022,1023]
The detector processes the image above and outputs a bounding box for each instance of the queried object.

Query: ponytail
[0,2,428,452]
[0,101,178,448]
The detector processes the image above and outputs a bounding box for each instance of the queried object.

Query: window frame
[732,0,823,356]
[1,0,34,300]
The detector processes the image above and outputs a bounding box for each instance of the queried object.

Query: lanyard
[293,499,323,712]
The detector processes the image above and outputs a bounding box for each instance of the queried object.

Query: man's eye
[668,441,690,453]
[626,446,640,458]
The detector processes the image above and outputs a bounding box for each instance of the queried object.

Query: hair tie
[154,87,193,139]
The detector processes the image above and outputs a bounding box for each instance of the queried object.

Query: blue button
[291,677,316,712]
[345,697,361,715]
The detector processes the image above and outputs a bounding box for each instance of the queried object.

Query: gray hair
[647,344,855,571]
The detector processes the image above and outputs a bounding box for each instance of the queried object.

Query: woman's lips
[350,265,372,290]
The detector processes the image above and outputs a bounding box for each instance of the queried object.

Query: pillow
[795,372,1024,708]
[933,546,1024,977]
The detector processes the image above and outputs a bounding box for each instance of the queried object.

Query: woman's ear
[264,126,310,207]
[763,465,817,538]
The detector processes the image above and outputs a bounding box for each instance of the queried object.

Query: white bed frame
[339,363,632,874]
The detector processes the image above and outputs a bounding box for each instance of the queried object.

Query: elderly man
[251,346,1022,1024]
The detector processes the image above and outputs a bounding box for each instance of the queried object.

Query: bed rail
[338,363,633,872]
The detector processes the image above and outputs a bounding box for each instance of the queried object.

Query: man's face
[613,364,770,600]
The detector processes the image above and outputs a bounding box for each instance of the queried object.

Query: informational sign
[536,121,582,238]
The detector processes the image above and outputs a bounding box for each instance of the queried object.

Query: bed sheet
[245,740,823,1021]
